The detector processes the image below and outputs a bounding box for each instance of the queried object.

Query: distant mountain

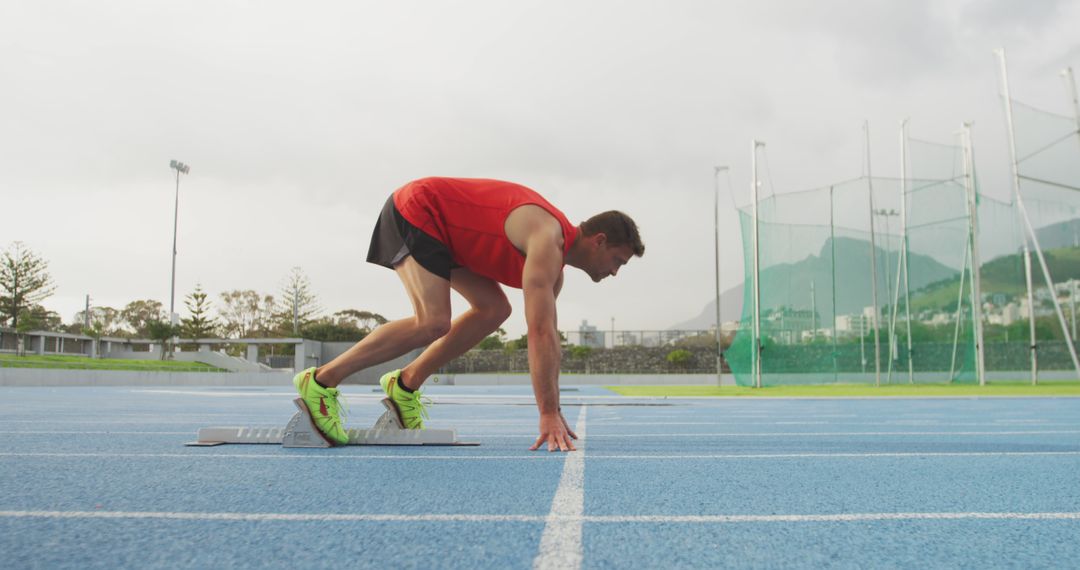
[668,284,744,331]
[1036,218,1080,250]
[670,218,1080,330]
[668,236,957,329]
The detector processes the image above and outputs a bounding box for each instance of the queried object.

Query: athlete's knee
[415,315,451,343]
[484,299,512,326]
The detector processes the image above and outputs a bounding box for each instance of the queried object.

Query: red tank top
[393,177,578,288]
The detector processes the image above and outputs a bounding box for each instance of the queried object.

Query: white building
[577,320,605,348]
[835,314,868,337]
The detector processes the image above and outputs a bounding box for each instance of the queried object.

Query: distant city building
[577,319,605,348]
[835,314,868,337]
[766,308,816,344]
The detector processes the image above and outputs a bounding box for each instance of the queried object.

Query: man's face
[586,240,634,283]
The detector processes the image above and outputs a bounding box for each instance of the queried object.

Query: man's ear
[594,232,607,247]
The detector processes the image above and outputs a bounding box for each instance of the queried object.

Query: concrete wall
[315,344,425,384]
[0,369,294,387]
[171,351,267,372]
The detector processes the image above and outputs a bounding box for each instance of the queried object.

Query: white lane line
[533,406,587,570]
[587,512,1080,523]
[3,451,1079,461]
[585,451,1080,459]
[462,430,1080,438]
[0,452,561,460]
[0,510,542,522]
[2,510,1078,524]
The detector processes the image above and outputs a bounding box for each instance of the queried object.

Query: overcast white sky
[2,0,1079,337]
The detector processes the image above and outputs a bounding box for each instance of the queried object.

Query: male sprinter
[292,177,644,451]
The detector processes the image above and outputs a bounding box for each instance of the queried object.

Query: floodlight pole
[751,141,764,389]
[874,207,898,383]
[714,166,730,387]
[995,49,1039,385]
[898,120,914,384]
[960,123,987,386]
[864,121,882,387]
[169,160,190,333]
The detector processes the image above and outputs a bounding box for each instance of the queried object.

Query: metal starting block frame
[186,398,478,447]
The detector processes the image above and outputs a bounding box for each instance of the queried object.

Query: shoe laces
[326,387,349,425]
[399,390,431,428]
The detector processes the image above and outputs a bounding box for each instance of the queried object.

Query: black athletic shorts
[366,195,460,280]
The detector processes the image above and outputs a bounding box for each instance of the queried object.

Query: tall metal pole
[864,121,882,386]
[960,123,987,386]
[1063,67,1080,133]
[876,208,897,382]
[1065,68,1080,360]
[1015,189,1080,380]
[714,166,729,387]
[994,49,1039,385]
[1071,279,1077,341]
[899,120,915,384]
[829,186,839,382]
[168,160,190,329]
[170,168,181,326]
[751,141,764,388]
[949,240,971,381]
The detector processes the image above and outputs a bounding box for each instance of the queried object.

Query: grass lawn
[607,381,1080,398]
[0,353,227,372]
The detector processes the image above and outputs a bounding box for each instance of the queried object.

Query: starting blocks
[186,397,478,447]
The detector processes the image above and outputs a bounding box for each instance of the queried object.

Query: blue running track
[2,385,1079,568]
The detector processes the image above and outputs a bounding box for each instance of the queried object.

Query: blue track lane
[1,385,1079,568]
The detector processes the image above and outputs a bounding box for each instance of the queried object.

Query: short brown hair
[580,211,644,256]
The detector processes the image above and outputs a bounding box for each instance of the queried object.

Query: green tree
[277,267,321,335]
[300,318,366,342]
[334,309,388,333]
[181,285,218,339]
[121,299,165,337]
[146,320,181,360]
[81,321,105,355]
[218,290,275,338]
[21,304,61,332]
[477,327,507,350]
[0,242,56,330]
[508,331,566,351]
[72,306,123,336]
[14,308,45,355]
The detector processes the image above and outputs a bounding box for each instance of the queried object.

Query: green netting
[729,93,1080,386]
[729,143,977,386]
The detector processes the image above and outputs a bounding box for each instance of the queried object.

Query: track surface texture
[2,385,1079,569]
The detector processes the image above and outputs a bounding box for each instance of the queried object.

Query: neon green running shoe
[293,367,349,445]
[380,369,430,429]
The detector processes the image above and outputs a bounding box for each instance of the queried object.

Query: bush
[666,349,693,367]
[570,345,593,359]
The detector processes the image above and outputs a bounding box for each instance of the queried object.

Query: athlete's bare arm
[506,206,578,452]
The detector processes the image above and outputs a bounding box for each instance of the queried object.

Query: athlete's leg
[314,256,451,387]
[399,267,512,389]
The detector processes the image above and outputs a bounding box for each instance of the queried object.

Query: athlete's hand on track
[530,411,578,452]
